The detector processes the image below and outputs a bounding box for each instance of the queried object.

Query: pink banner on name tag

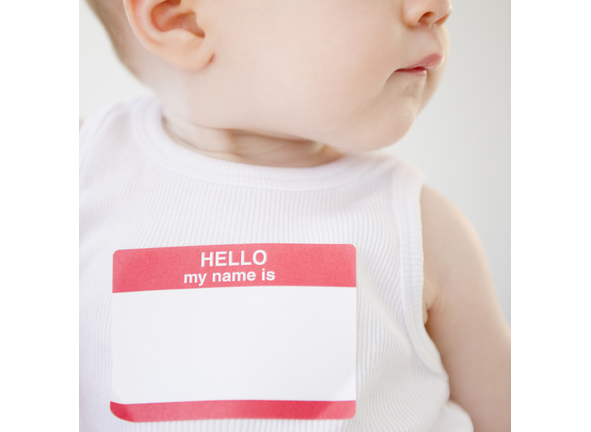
[111,400,356,422]
[113,243,356,293]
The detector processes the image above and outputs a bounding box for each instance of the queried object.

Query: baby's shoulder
[79,99,143,186]
[420,186,484,282]
[420,185,498,321]
[420,186,510,430]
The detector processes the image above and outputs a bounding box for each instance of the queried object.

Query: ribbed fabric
[79,97,473,432]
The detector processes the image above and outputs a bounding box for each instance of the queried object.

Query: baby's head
[89,0,451,154]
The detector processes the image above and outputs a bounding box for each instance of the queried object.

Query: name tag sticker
[111,244,357,422]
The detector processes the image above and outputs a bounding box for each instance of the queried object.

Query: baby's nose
[402,0,452,28]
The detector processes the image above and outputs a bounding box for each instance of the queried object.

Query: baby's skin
[92,0,511,429]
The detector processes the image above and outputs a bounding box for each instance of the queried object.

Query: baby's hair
[86,0,139,76]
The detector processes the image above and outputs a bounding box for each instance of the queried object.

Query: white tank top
[79,96,473,431]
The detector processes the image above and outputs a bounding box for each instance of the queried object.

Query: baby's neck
[162,108,344,168]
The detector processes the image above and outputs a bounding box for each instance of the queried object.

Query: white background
[79,0,511,323]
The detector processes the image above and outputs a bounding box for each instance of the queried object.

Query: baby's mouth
[396,53,442,74]
[396,66,428,75]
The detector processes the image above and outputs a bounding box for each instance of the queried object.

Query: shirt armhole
[391,157,448,378]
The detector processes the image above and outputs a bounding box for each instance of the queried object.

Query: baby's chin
[332,137,404,154]
[327,113,417,153]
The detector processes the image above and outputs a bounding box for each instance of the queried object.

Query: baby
[80,0,510,431]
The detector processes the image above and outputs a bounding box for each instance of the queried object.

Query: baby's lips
[398,53,443,72]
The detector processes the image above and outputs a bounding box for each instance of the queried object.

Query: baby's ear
[123,0,213,71]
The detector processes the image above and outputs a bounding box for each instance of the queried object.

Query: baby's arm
[421,187,510,432]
